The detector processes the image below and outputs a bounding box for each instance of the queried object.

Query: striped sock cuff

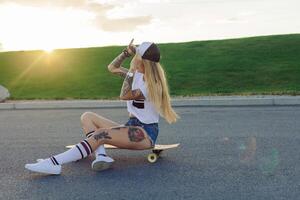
[77,140,93,158]
[86,130,95,138]
[84,139,93,153]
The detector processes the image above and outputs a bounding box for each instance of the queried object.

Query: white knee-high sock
[50,139,93,165]
[86,130,106,157]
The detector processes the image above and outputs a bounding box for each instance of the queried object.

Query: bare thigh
[80,111,121,133]
[87,126,152,150]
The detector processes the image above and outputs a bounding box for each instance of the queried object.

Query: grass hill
[0,34,299,100]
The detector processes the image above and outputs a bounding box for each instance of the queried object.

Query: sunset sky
[0,0,299,52]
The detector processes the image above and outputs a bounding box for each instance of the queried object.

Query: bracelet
[126,72,134,77]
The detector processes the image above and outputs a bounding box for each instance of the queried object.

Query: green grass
[0,33,300,100]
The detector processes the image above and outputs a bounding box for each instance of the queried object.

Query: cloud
[0,0,153,32]
[97,15,152,32]
[0,0,86,8]
[215,11,256,25]
[0,0,113,13]
[238,11,256,17]
[216,17,248,24]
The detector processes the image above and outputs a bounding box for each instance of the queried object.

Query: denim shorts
[124,117,159,147]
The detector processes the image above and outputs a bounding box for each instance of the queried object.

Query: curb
[0,96,300,110]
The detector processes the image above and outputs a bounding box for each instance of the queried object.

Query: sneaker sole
[92,161,112,171]
[25,165,61,175]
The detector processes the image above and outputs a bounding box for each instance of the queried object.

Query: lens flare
[258,148,279,176]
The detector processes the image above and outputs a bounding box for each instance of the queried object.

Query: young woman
[25,39,179,175]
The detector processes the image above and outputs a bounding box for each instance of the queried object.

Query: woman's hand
[123,38,136,57]
[107,38,136,77]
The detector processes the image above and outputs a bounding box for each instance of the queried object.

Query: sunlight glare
[0,4,96,51]
[44,47,54,53]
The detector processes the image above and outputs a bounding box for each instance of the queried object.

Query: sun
[43,47,55,53]
[0,4,98,52]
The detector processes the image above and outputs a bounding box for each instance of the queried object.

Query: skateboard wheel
[148,153,158,163]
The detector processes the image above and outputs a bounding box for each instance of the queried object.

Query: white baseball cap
[136,42,160,62]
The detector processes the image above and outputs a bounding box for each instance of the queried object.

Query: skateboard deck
[66,143,180,163]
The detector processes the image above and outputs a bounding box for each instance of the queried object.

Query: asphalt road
[0,106,299,200]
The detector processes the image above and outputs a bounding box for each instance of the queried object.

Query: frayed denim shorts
[124,117,159,147]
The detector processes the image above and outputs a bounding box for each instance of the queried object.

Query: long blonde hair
[130,55,179,124]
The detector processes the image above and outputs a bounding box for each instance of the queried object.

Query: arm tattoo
[132,89,145,100]
[109,52,127,69]
[114,67,128,78]
[93,131,112,141]
[108,52,129,78]
[120,73,134,98]
[120,74,146,100]
[128,127,145,142]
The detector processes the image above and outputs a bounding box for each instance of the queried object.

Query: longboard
[66,143,180,163]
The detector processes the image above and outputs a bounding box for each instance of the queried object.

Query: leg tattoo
[93,131,112,141]
[128,127,145,142]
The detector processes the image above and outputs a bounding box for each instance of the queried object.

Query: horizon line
[1,33,299,53]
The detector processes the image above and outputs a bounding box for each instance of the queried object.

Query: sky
[0,0,299,52]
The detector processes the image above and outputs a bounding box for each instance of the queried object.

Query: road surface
[0,106,299,199]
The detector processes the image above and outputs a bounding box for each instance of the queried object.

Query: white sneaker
[91,154,114,171]
[36,158,44,162]
[25,159,61,175]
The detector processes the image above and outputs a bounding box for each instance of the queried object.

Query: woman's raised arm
[107,52,129,78]
[107,39,136,78]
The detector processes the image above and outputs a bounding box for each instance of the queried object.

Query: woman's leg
[88,126,152,150]
[80,111,121,134]
[80,112,124,170]
[25,126,152,175]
